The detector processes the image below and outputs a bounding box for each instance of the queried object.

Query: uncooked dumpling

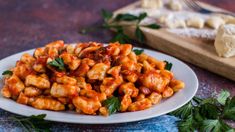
[186,17,204,29]
[206,16,225,29]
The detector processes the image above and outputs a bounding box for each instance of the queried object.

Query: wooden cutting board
[113,1,235,81]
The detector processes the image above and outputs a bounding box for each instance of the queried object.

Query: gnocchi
[1,41,184,116]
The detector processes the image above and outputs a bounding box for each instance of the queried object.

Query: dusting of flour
[119,0,217,40]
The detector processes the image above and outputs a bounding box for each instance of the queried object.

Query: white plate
[0,46,198,124]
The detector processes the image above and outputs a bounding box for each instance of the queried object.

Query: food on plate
[186,17,205,29]
[206,16,225,29]
[1,41,185,116]
[214,24,235,57]
[141,0,163,9]
[168,0,182,11]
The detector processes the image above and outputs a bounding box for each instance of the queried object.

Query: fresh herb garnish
[10,114,51,132]
[114,13,139,21]
[217,90,230,105]
[103,96,120,115]
[170,90,235,132]
[47,58,65,71]
[164,61,173,71]
[133,49,144,55]
[100,9,161,44]
[2,70,13,76]
[222,96,235,120]
[144,24,161,29]
[101,9,113,21]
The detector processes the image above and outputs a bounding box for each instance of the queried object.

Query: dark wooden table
[0,0,235,131]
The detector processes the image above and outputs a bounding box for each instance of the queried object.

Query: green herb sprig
[2,70,13,76]
[103,96,121,115]
[99,9,160,44]
[9,114,51,132]
[47,58,65,71]
[133,49,144,55]
[170,90,235,132]
[164,61,173,71]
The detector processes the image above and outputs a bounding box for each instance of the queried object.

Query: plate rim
[0,45,198,124]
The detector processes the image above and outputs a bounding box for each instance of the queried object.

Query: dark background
[0,0,234,130]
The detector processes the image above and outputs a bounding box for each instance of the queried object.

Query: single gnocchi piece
[148,92,162,104]
[143,60,154,73]
[81,58,95,67]
[5,75,25,96]
[45,40,64,49]
[60,53,81,70]
[31,97,65,111]
[186,17,204,29]
[1,86,11,98]
[128,98,152,112]
[87,63,109,80]
[24,87,42,97]
[13,61,33,80]
[33,63,46,73]
[100,76,123,97]
[206,16,225,29]
[76,77,92,90]
[169,80,185,92]
[74,63,90,77]
[121,70,139,83]
[72,96,101,115]
[162,87,174,98]
[17,92,29,105]
[99,107,109,116]
[139,70,167,93]
[147,57,165,70]
[25,74,50,89]
[168,0,182,11]
[50,83,78,97]
[34,48,45,58]
[20,53,35,66]
[78,46,101,58]
[106,43,120,56]
[120,94,132,112]
[107,66,121,78]
[166,19,186,29]
[141,0,163,9]
[56,75,77,85]
[119,44,132,56]
[65,44,75,54]
[118,82,139,97]
[79,89,106,101]
[135,93,146,101]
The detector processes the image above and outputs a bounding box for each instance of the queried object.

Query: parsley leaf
[10,114,51,132]
[2,70,13,76]
[201,119,232,132]
[164,61,173,71]
[47,58,65,71]
[133,49,144,55]
[217,90,230,105]
[144,24,161,29]
[110,28,131,44]
[138,12,147,23]
[114,13,139,21]
[170,102,193,119]
[135,26,145,43]
[222,96,235,121]
[199,103,220,119]
[178,114,196,132]
[103,97,120,115]
[101,9,113,21]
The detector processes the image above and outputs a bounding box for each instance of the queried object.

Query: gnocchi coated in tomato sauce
[1,40,185,116]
